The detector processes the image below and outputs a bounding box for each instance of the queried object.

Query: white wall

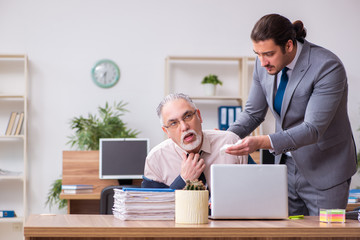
[0,0,359,215]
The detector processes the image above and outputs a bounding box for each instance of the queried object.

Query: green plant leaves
[184,180,206,190]
[67,101,140,150]
[45,178,67,210]
[201,74,223,86]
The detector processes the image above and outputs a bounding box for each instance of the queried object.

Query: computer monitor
[99,138,149,181]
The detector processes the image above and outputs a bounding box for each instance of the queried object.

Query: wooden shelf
[167,55,255,61]
[0,54,28,236]
[0,94,25,99]
[190,95,242,104]
[0,135,25,139]
[0,175,24,181]
[0,216,23,223]
[165,56,255,104]
[0,54,26,60]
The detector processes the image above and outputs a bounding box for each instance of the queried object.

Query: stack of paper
[348,189,360,203]
[113,188,175,220]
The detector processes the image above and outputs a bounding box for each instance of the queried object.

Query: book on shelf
[11,113,21,135]
[349,189,360,196]
[348,196,360,204]
[14,112,24,135]
[63,188,94,194]
[218,106,242,130]
[348,189,360,203]
[0,210,16,218]
[61,184,93,190]
[5,112,17,135]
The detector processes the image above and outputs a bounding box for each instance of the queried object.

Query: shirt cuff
[268,135,275,153]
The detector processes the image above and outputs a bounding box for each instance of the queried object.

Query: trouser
[282,154,350,216]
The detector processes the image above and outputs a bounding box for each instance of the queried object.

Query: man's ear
[162,126,170,138]
[287,39,294,52]
[196,109,203,123]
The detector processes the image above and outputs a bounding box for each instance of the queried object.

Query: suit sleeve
[270,55,348,155]
[141,175,186,189]
[270,59,347,155]
[228,58,268,138]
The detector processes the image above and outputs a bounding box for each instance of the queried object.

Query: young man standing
[227,14,357,216]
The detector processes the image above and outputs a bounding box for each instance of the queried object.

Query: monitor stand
[117,179,140,188]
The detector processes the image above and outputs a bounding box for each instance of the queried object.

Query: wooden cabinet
[164,55,256,131]
[0,54,28,238]
[60,151,142,214]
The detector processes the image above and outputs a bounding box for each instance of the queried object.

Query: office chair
[100,186,123,214]
[100,185,141,214]
[261,149,275,164]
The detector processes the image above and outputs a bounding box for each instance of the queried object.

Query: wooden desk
[60,151,140,214]
[347,203,360,211]
[24,214,360,240]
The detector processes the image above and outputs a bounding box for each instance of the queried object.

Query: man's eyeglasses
[163,110,198,129]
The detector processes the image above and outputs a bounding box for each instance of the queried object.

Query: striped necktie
[274,67,289,115]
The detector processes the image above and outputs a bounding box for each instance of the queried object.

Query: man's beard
[180,130,202,151]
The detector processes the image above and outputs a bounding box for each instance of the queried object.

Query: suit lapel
[280,40,311,123]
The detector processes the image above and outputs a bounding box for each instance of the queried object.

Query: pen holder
[175,190,209,224]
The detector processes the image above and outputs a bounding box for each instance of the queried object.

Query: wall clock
[91,59,120,88]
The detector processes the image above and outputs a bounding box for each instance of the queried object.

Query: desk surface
[24,214,360,239]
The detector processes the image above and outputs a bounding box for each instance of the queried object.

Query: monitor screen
[99,138,149,180]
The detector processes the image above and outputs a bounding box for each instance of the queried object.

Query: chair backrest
[100,186,123,214]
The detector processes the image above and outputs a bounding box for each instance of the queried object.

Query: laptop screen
[210,164,288,219]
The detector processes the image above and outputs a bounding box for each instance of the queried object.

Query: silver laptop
[210,164,288,219]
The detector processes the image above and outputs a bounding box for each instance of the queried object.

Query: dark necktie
[199,172,206,185]
[198,150,206,185]
[274,67,289,115]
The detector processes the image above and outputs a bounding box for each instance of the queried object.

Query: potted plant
[67,101,139,150]
[175,180,209,224]
[201,74,223,96]
[45,178,67,211]
[45,101,139,210]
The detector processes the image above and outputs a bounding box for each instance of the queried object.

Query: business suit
[229,39,357,213]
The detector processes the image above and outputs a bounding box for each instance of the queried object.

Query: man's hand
[225,135,271,155]
[180,153,205,181]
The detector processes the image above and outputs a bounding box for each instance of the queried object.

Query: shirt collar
[199,132,211,154]
[286,40,303,70]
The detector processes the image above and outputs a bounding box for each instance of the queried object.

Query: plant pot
[202,83,216,96]
[175,190,209,224]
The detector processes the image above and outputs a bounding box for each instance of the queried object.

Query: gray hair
[157,93,197,125]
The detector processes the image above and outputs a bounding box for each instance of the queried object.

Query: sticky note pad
[319,209,345,223]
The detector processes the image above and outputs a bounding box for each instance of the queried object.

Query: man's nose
[259,56,268,67]
[179,120,189,131]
